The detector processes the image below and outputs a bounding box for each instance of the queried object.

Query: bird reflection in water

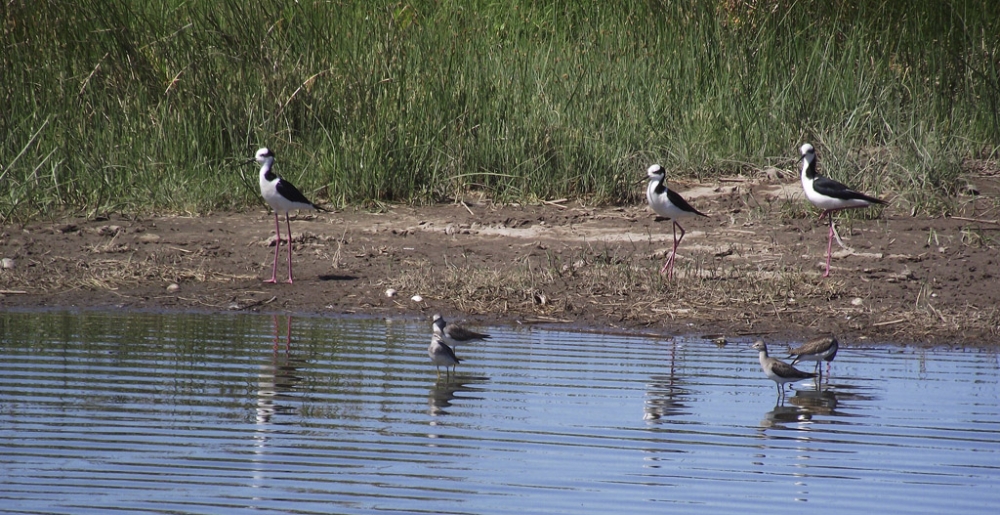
[252,315,306,497]
[428,379,481,417]
[427,363,491,415]
[760,381,840,429]
[256,315,304,425]
[644,339,689,421]
[787,388,838,416]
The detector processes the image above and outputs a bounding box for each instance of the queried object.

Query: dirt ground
[3,170,1000,346]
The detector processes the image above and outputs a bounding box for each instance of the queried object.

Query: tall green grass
[2,0,998,221]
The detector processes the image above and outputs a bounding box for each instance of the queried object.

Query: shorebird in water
[788,336,839,376]
[432,314,491,356]
[428,334,461,378]
[752,340,816,399]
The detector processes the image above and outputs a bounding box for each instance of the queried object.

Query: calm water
[1,311,998,514]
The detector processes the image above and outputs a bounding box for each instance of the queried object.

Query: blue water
[1,311,998,514]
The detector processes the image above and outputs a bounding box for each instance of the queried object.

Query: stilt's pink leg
[660,224,677,280]
[671,223,686,280]
[659,222,686,280]
[659,257,672,275]
[265,213,281,283]
[285,213,294,284]
[824,224,834,275]
[659,222,677,275]
[823,211,834,277]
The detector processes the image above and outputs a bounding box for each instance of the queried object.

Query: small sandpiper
[432,314,491,355]
[788,336,839,375]
[752,340,816,398]
[428,334,461,378]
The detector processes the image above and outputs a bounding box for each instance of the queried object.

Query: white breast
[646,180,687,219]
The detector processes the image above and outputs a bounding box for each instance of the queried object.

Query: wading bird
[432,314,491,356]
[428,334,461,378]
[644,164,708,279]
[788,336,839,376]
[249,147,327,284]
[752,340,816,399]
[799,144,886,277]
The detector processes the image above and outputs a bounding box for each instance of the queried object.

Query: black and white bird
[432,314,491,355]
[788,336,839,375]
[428,334,461,378]
[644,164,708,279]
[249,147,327,284]
[752,340,816,399]
[799,144,886,277]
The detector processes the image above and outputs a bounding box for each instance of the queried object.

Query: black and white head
[799,143,815,162]
[254,147,275,165]
[646,164,666,180]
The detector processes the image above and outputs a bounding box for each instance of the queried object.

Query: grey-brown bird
[788,336,839,374]
[752,340,816,397]
[432,314,491,355]
[428,334,460,378]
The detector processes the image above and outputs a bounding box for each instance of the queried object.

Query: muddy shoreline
[3,175,999,346]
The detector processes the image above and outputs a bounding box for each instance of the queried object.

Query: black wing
[812,176,885,205]
[276,179,327,210]
[666,188,708,217]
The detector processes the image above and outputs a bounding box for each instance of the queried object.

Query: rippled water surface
[1,311,998,514]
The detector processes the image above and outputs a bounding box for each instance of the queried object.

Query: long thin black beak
[231,157,256,169]
[635,176,648,186]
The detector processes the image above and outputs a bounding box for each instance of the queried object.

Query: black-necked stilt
[752,340,816,398]
[428,334,461,378]
[788,336,839,375]
[644,164,708,279]
[432,314,491,355]
[799,144,886,277]
[249,147,327,284]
